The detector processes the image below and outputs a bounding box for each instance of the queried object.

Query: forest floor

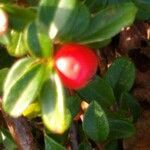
[100,21,150,150]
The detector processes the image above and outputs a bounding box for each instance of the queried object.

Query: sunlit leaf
[38,0,76,39]
[25,22,52,57]
[3,57,46,117]
[7,30,28,57]
[40,73,72,134]
[77,2,137,44]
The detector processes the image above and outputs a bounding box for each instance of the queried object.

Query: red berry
[0,9,8,36]
[54,43,98,89]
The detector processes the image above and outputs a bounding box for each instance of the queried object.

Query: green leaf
[0,0,12,4]
[7,30,28,57]
[40,73,72,134]
[107,0,130,5]
[1,0,18,4]
[2,4,36,31]
[3,57,46,117]
[136,9,150,20]
[132,0,150,20]
[108,116,135,139]
[25,22,52,57]
[58,3,90,42]
[78,76,115,108]
[104,57,135,98]
[88,39,111,49]
[45,134,65,150]
[66,95,81,118]
[104,140,120,150]
[120,92,140,122]
[38,0,76,39]
[0,68,9,95]
[84,0,107,13]
[79,142,92,150]
[77,2,137,44]
[0,128,17,150]
[0,33,11,45]
[132,0,150,11]
[83,101,109,141]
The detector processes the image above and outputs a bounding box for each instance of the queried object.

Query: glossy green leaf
[3,57,46,117]
[108,116,135,139]
[2,4,36,31]
[66,96,81,118]
[40,73,72,134]
[7,30,28,57]
[83,101,109,141]
[120,92,140,122]
[0,68,9,95]
[77,2,137,44]
[0,128,17,150]
[88,39,111,49]
[38,0,59,29]
[78,76,115,108]
[38,0,76,39]
[132,0,150,11]
[58,3,90,42]
[45,134,65,150]
[104,58,135,98]
[84,0,107,13]
[132,0,150,20]
[136,9,150,20]
[25,22,52,57]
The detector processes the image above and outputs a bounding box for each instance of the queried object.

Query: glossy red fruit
[54,43,98,89]
[0,9,8,36]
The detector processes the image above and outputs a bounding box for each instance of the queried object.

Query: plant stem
[70,122,78,150]
[0,99,39,150]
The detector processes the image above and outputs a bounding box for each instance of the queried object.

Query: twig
[69,122,78,150]
[96,143,104,150]
[0,99,39,150]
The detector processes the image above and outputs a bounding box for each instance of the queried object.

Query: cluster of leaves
[77,58,140,148]
[0,0,147,149]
